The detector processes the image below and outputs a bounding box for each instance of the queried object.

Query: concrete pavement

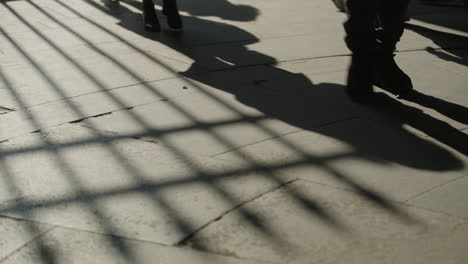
[0,0,467,263]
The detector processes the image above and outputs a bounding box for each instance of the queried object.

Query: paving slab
[2,226,266,264]
[408,175,468,218]
[80,91,298,157]
[0,0,466,263]
[0,124,288,245]
[80,64,365,157]
[0,33,190,109]
[3,0,466,88]
[0,216,53,261]
[0,76,199,142]
[214,118,467,202]
[1,0,466,113]
[185,180,468,264]
[276,50,468,133]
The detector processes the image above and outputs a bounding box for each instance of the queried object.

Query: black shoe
[346,55,375,104]
[162,1,183,29]
[374,53,413,97]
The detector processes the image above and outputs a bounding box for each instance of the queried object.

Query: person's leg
[378,0,409,50]
[375,0,413,96]
[344,0,379,102]
[162,0,183,29]
[344,0,378,53]
[143,0,160,31]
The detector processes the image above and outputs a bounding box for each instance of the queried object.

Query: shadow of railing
[0,0,465,263]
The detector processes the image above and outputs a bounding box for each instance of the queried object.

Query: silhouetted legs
[143,0,160,31]
[344,0,377,102]
[142,0,183,32]
[162,0,183,29]
[374,0,412,96]
[344,0,412,103]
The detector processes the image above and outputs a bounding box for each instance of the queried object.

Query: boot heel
[143,0,160,32]
[162,0,183,29]
[144,17,161,32]
[374,53,413,96]
[346,55,375,104]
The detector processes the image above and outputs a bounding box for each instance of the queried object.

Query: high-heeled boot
[374,0,413,96]
[143,0,160,32]
[373,49,413,97]
[347,53,375,103]
[343,0,378,103]
[162,0,183,29]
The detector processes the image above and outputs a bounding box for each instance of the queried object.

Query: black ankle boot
[143,0,160,32]
[162,0,183,29]
[374,53,413,97]
[346,54,375,103]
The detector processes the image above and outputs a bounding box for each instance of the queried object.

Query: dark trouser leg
[378,0,410,51]
[162,0,183,29]
[344,0,378,53]
[143,0,160,31]
[344,0,378,103]
[374,0,413,95]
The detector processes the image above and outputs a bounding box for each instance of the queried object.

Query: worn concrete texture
[1,0,467,263]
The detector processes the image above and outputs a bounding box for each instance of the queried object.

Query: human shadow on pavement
[402,90,468,125]
[103,3,466,164]
[0,0,348,254]
[96,0,468,161]
[172,0,260,22]
[408,1,468,33]
[116,0,260,22]
[404,23,468,67]
[1,1,466,263]
[99,0,259,35]
[90,0,465,213]
[185,66,467,165]
[368,92,468,157]
[19,0,422,233]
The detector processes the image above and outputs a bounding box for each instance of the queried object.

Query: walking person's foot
[162,0,183,29]
[374,53,413,97]
[346,55,375,104]
[143,0,161,32]
[144,15,161,32]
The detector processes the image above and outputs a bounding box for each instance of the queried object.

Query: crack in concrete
[72,122,121,137]
[68,111,114,124]
[131,137,159,144]
[176,179,298,247]
[0,213,277,264]
[0,225,57,263]
[64,226,277,263]
[211,116,360,159]
[0,106,15,116]
[404,174,468,204]
[0,76,181,112]
[210,129,303,159]
[0,106,15,111]
[175,245,279,264]
[400,200,468,220]
[146,50,193,66]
